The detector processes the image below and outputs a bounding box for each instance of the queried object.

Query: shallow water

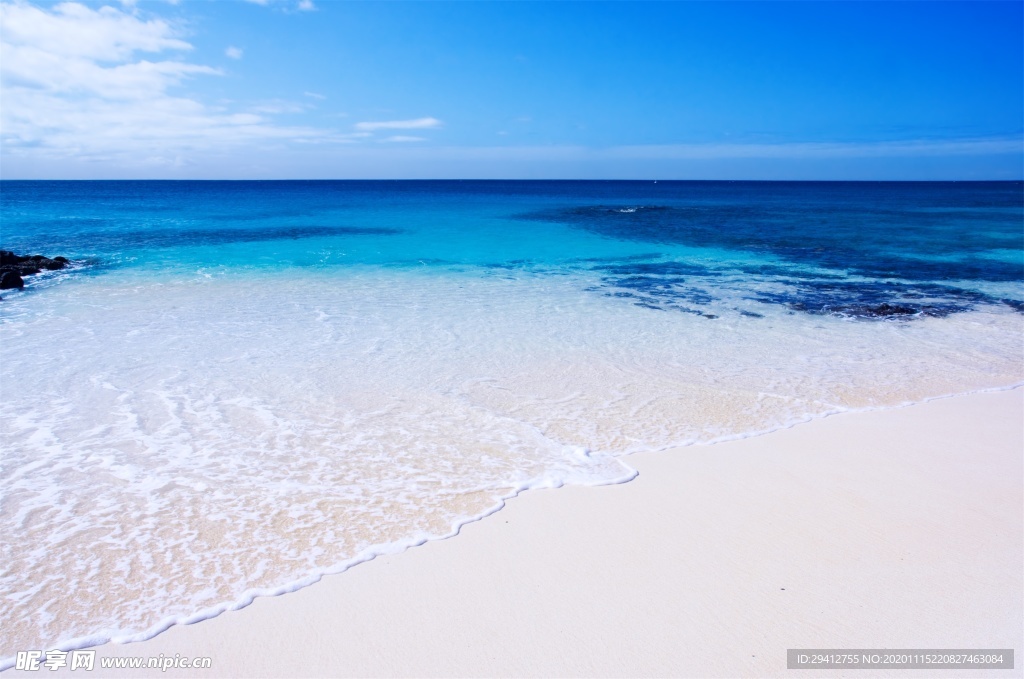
[1,181,1022,664]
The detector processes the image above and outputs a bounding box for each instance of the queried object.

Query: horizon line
[2,178,1022,183]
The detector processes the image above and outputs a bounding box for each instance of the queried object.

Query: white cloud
[381,135,425,143]
[303,91,325,100]
[225,45,243,59]
[240,0,314,11]
[354,117,442,132]
[1,2,191,61]
[0,1,340,169]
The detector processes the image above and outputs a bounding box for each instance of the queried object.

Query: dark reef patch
[585,254,1021,321]
[593,260,719,277]
[519,197,1024,285]
[1000,298,1024,314]
[572,252,665,264]
[520,185,1022,321]
[746,280,993,319]
[737,263,847,281]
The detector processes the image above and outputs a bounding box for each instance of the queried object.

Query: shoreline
[37,387,1023,677]
[1,382,1018,668]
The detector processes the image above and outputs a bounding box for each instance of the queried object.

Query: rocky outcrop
[0,271,25,290]
[0,250,71,289]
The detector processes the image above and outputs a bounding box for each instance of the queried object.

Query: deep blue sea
[2,180,1022,663]
[3,181,1023,315]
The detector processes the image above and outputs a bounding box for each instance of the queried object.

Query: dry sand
[54,389,1022,678]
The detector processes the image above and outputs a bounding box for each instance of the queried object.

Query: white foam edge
[2,380,1021,672]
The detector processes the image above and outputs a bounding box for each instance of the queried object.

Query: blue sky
[1,0,1021,179]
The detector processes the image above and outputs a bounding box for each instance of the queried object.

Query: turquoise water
[4,181,1022,318]
[1,181,1022,664]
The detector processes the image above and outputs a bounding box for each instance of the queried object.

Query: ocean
[1,180,1022,664]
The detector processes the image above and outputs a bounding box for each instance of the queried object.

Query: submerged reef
[517,200,1024,321]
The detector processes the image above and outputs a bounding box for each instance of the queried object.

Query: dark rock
[20,255,67,271]
[819,303,920,318]
[865,303,918,317]
[0,251,73,289]
[0,264,41,276]
[0,271,25,290]
[0,251,70,271]
[0,250,69,272]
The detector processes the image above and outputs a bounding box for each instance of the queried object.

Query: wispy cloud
[1,1,192,61]
[303,91,326,100]
[225,45,243,59]
[354,117,442,132]
[242,0,315,12]
[381,135,425,143]
[0,1,338,169]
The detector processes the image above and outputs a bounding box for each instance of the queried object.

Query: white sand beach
[4,2,1022,677]
[55,388,1022,678]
